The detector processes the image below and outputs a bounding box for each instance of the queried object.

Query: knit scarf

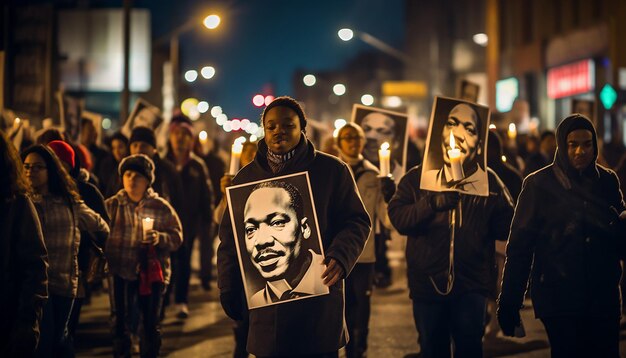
[266,138,302,174]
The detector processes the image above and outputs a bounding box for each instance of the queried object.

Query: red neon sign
[547,60,595,99]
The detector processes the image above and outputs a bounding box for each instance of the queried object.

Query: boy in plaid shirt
[105,154,182,358]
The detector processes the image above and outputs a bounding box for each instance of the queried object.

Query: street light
[337,27,412,64]
[333,83,346,96]
[361,94,374,106]
[472,33,488,47]
[201,66,216,79]
[203,14,221,30]
[303,74,317,86]
[164,13,221,108]
[338,28,354,41]
[184,70,198,82]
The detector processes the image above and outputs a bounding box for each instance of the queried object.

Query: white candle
[507,123,517,140]
[447,132,464,181]
[142,217,153,242]
[199,130,209,155]
[379,142,391,177]
[229,142,243,175]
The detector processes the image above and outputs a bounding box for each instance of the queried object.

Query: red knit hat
[47,140,75,169]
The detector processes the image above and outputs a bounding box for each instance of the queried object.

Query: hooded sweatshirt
[500,114,626,318]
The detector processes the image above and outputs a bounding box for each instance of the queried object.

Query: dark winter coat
[0,194,48,356]
[388,166,514,300]
[499,115,626,319]
[217,135,371,356]
[164,152,213,242]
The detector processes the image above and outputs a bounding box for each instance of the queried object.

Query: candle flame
[143,217,152,223]
[232,142,243,154]
[508,123,516,133]
[381,142,390,150]
[449,132,456,150]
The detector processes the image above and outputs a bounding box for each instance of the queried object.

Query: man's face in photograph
[361,112,396,163]
[243,186,310,280]
[441,103,480,167]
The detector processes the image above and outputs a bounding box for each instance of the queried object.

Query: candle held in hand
[447,132,464,181]
[229,142,243,175]
[142,217,153,242]
[379,142,391,177]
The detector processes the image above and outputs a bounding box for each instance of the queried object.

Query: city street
[72,244,626,357]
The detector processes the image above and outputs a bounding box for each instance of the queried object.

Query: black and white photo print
[226,172,329,309]
[351,104,409,178]
[420,96,491,196]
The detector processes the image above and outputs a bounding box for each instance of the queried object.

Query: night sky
[142,0,405,122]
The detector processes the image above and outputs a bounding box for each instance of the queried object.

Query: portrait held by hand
[225,172,330,309]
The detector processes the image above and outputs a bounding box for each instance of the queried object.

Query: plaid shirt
[105,188,183,283]
[34,195,110,297]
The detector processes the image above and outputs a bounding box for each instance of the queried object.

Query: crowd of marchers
[1,96,626,358]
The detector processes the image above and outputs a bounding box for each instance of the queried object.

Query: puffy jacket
[388,166,513,300]
[499,115,626,318]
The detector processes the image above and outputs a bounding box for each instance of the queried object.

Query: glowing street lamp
[472,33,489,47]
[201,66,216,79]
[203,14,221,30]
[303,74,317,87]
[184,70,198,82]
[361,94,374,106]
[333,83,346,96]
[338,28,354,41]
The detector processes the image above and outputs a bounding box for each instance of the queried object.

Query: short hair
[261,96,307,130]
[249,180,304,220]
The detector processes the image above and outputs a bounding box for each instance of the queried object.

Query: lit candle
[142,217,153,242]
[447,132,464,181]
[507,123,517,140]
[199,130,209,155]
[229,142,243,175]
[379,142,391,177]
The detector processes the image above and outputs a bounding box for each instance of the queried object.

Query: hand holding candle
[379,142,391,177]
[229,142,243,175]
[447,132,464,181]
[142,217,155,244]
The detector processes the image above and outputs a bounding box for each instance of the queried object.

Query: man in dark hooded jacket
[498,114,626,357]
[217,96,371,357]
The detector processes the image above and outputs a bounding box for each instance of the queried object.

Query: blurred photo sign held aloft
[421,96,490,196]
[351,104,409,179]
[121,98,163,138]
[226,172,329,309]
[456,79,481,104]
[56,91,84,142]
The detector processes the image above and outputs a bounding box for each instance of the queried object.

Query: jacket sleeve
[489,172,515,242]
[498,177,539,309]
[217,201,243,294]
[325,163,372,277]
[387,169,435,235]
[76,201,110,241]
[156,200,183,252]
[12,195,48,352]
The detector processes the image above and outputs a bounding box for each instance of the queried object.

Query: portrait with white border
[420,96,490,196]
[226,171,329,309]
[351,104,409,178]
